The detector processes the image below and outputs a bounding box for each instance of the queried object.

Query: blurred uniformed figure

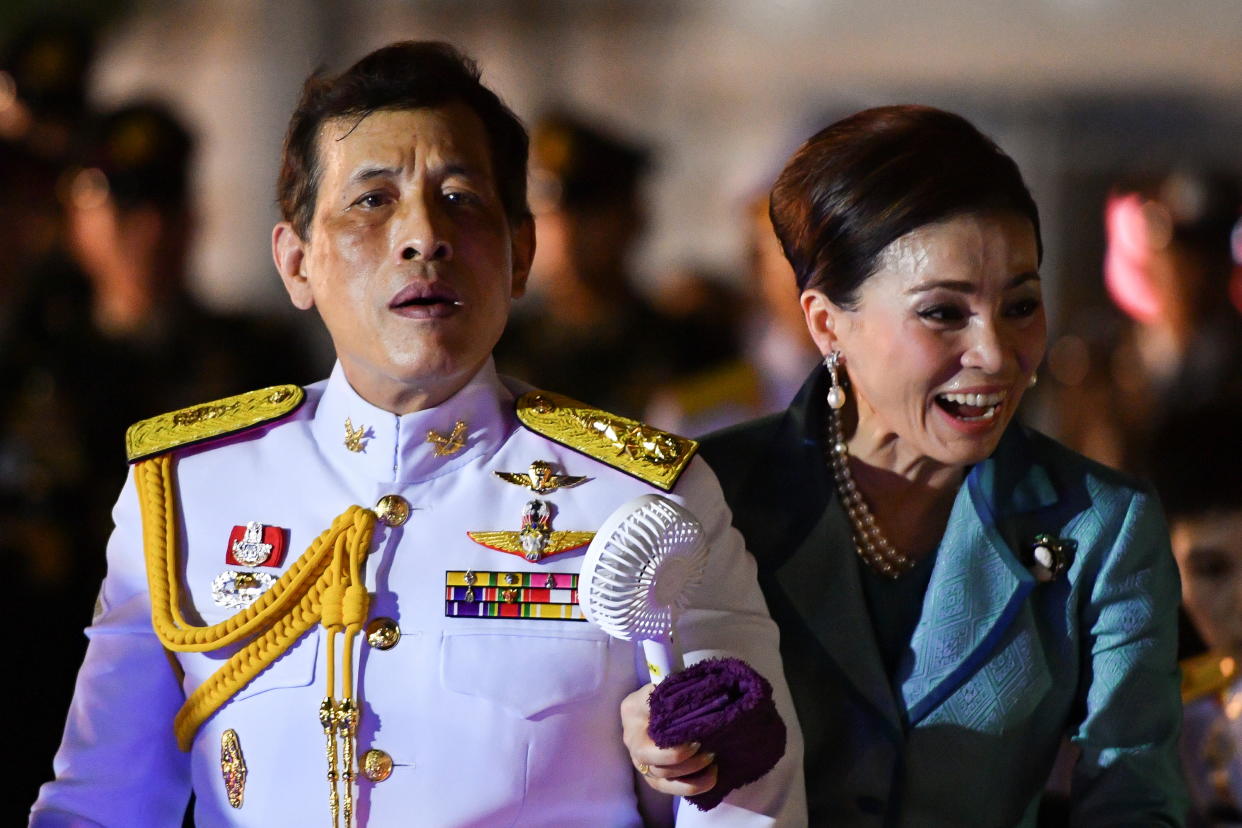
[0,18,94,370]
[3,100,314,601]
[646,194,819,436]
[30,41,804,826]
[3,100,314,821]
[0,18,95,160]
[1153,401,1242,826]
[0,25,98,818]
[495,110,682,417]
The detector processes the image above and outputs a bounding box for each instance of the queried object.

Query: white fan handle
[642,638,678,685]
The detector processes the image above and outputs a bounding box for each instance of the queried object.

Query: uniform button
[360,748,393,782]
[856,795,884,815]
[374,495,410,527]
[365,617,400,650]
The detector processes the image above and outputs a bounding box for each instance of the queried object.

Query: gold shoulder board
[126,385,305,463]
[515,390,697,492]
[1181,651,1237,704]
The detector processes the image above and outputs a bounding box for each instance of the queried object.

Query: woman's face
[806,211,1046,471]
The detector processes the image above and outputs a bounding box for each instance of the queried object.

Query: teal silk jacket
[701,369,1188,827]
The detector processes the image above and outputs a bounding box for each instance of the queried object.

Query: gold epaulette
[515,390,698,492]
[125,385,305,463]
[1181,651,1238,704]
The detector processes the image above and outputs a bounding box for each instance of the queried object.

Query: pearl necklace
[825,408,914,580]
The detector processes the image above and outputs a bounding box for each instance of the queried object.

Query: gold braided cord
[137,456,357,652]
[133,454,378,752]
[322,510,372,828]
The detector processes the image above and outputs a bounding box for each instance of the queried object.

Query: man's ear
[801,289,843,357]
[273,222,314,310]
[509,215,536,299]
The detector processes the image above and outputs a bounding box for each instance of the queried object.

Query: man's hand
[620,684,718,796]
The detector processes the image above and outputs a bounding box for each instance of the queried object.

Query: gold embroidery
[125,385,304,462]
[514,390,697,491]
[576,413,685,465]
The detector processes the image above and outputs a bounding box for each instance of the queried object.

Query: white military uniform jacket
[32,361,804,827]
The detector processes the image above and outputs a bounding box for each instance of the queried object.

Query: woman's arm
[1069,487,1189,825]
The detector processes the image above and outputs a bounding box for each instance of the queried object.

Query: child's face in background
[1173,511,1242,658]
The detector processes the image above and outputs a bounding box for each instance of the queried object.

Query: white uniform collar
[311,359,514,484]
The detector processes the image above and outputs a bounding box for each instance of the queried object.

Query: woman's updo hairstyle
[770,105,1042,308]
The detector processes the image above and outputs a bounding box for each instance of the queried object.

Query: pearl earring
[825,351,846,410]
[1028,374,1038,388]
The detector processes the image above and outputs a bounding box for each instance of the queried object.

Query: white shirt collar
[310,359,514,483]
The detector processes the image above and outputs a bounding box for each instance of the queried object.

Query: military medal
[221,729,247,808]
[494,460,588,494]
[426,420,468,456]
[212,570,277,609]
[467,499,594,562]
[227,521,285,567]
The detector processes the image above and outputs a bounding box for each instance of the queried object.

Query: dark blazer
[702,368,1187,827]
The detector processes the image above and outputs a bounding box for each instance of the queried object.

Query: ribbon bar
[445,600,585,621]
[445,586,578,604]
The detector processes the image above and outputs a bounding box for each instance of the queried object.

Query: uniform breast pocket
[439,631,611,719]
[231,626,320,703]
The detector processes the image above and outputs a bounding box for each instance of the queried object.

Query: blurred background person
[0,99,314,821]
[646,193,820,435]
[0,18,94,349]
[0,21,101,818]
[495,109,682,416]
[1051,169,1242,476]
[0,138,62,343]
[1153,400,1242,827]
[0,17,94,161]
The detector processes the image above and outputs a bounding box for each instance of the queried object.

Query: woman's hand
[620,684,718,795]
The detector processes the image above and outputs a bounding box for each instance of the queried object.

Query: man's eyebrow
[441,163,478,179]
[348,165,400,185]
[904,271,1040,295]
[348,163,478,185]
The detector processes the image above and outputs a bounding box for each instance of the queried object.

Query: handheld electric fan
[578,494,709,684]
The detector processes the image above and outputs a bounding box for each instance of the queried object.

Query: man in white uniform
[31,41,803,827]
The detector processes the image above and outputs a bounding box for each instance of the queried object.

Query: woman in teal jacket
[626,106,1186,825]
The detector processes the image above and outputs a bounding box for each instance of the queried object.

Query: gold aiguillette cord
[134,453,378,828]
[320,522,371,828]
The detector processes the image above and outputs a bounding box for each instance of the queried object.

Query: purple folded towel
[647,656,786,811]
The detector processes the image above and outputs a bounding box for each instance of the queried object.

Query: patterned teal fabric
[701,367,1188,826]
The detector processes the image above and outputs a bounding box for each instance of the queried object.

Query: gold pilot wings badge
[468,499,594,563]
[125,385,305,462]
[514,391,697,491]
